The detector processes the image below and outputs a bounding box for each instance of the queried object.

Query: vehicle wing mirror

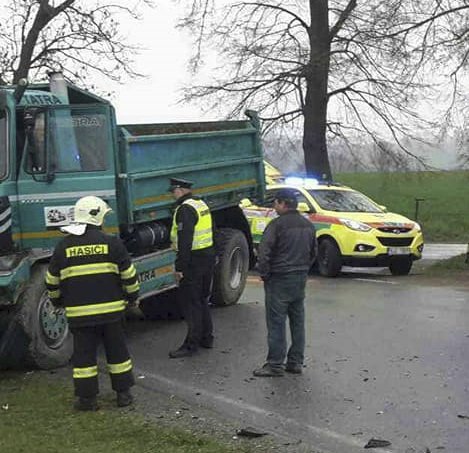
[24,108,55,182]
[297,202,310,213]
[240,198,252,208]
[379,204,387,212]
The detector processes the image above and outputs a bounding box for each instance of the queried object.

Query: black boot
[74,396,98,411]
[169,345,196,358]
[116,390,133,407]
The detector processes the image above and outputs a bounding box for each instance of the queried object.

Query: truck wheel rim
[229,247,243,289]
[38,292,69,349]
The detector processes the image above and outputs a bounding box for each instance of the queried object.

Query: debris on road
[457,414,469,420]
[364,438,392,448]
[236,427,268,438]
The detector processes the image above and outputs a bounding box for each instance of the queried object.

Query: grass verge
[0,371,249,453]
[336,171,469,242]
[414,254,469,288]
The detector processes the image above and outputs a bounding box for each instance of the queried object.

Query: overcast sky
[109,3,208,125]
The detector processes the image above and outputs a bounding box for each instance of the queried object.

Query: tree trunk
[303,0,332,180]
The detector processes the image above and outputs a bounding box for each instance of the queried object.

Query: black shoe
[74,397,98,411]
[253,363,284,377]
[199,337,214,349]
[169,347,196,359]
[116,390,133,407]
[285,363,303,374]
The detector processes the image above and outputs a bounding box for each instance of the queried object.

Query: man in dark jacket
[253,189,316,377]
[46,196,139,410]
[168,177,215,358]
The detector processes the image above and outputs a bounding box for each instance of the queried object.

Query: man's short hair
[275,189,298,209]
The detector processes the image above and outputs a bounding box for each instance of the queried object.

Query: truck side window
[49,109,108,172]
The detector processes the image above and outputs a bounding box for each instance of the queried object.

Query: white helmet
[61,196,111,235]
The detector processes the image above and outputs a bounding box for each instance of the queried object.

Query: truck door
[15,104,117,251]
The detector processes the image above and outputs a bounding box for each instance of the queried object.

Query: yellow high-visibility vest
[171,198,213,250]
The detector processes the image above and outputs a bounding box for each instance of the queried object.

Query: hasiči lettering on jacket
[65,244,109,257]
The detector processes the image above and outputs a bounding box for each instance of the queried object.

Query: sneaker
[253,363,284,377]
[169,346,196,359]
[285,363,303,374]
[74,397,98,411]
[116,390,134,407]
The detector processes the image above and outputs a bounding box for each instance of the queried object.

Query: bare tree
[0,0,154,87]
[178,0,469,179]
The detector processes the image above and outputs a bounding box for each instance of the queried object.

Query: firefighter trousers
[71,321,134,398]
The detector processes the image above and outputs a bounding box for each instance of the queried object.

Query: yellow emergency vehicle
[242,176,424,277]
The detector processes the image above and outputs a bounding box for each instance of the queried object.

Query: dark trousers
[178,255,215,349]
[264,272,308,368]
[71,321,134,398]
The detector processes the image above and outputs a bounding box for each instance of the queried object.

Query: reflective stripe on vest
[170,198,213,250]
[107,359,132,374]
[65,300,126,318]
[60,262,119,280]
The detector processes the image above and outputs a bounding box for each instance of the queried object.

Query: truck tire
[139,288,183,320]
[389,257,413,276]
[15,265,72,369]
[317,238,342,277]
[212,228,249,306]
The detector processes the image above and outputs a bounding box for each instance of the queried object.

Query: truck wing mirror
[24,108,55,182]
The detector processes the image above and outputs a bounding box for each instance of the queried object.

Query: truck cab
[0,75,265,370]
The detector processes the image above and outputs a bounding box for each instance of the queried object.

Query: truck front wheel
[16,265,72,369]
[212,228,249,306]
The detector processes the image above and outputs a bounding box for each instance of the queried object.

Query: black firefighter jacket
[45,226,139,327]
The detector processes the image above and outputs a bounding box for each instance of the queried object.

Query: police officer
[45,196,139,411]
[168,177,215,358]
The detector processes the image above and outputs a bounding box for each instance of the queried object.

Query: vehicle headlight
[340,218,372,232]
[413,222,421,232]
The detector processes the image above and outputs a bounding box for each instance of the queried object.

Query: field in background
[336,171,469,242]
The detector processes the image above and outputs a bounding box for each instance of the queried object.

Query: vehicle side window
[264,188,315,212]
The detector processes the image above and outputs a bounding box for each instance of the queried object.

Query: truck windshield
[0,110,7,179]
[308,189,383,213]
[49,107,108,172]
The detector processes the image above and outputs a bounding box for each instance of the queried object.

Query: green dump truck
[0,73,265,370]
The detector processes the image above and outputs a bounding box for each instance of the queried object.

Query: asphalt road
[127,267,469,453]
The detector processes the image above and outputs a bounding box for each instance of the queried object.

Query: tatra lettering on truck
[0,73,265,370]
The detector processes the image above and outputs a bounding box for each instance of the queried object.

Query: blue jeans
[264,272,308,368]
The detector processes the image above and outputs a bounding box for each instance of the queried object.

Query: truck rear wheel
[212,228,249,306]
[15,265,72,369]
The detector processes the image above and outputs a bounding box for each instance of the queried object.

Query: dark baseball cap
[274,188,297,201]
[168,177,194,192]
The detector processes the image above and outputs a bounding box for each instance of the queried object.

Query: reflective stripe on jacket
[170,198,213,250]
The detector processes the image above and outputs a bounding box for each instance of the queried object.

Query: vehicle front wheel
[6,265,73,369]
[317,238,342,277]
[389,257,413,276]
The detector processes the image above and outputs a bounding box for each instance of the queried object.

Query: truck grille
[378,237,413,247]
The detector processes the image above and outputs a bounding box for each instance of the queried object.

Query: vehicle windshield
[308,189,383,213]
[49,106,108,172]
[0,109,7,179]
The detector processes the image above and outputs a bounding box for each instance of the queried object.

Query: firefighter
[45,196,139,411]
[168,177,215,358]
